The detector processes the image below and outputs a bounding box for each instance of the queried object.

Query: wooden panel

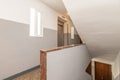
[86,62,91,75]
[40,51,47,80]
[95,62,112,80]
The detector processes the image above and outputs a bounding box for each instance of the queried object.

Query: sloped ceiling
[40,0,67,14]
[63,0,120,57]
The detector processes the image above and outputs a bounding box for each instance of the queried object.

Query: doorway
[95,62,112,80]
[57,17,70,47]
[58,20,64,47]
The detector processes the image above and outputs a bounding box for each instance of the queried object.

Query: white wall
[113,52,120,80]
[0,0,60,30]
[47,45,92,80]
[0,0,61,79]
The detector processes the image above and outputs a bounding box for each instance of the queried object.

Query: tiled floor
[14,69,40,80]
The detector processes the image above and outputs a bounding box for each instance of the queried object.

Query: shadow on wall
[114,73,120,80]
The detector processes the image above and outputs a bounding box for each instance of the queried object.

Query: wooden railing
[40,44,81,53]
[40,43,92,80]
[40,44,82,80]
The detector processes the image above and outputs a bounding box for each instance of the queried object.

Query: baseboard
[4,65,40,80]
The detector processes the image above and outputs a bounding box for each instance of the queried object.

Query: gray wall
[0,19,57,79]
[47,45,92,80]
[64,33,81,46]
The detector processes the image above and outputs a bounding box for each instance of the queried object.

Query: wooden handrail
[40,43,84,53]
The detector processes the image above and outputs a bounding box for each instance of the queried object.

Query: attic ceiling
[63,0,120,57]
[40,0,67,14]
[41,0,120,58]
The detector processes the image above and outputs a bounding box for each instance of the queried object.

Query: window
[71,27,74,39]
[30,8,43,37]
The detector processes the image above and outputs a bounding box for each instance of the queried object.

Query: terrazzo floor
[14,69,40,80]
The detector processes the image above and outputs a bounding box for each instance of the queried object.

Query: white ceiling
[40,0,67,14]
[63,0,120,57]
[93,53,118,64]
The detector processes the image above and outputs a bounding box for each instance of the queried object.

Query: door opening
[58,19,64,47]
[95,61,112,80]
[57,17,70,47]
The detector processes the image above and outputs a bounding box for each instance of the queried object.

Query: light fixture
[71,27,74,39]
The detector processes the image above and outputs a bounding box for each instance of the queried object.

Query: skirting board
[4,65,40,80]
